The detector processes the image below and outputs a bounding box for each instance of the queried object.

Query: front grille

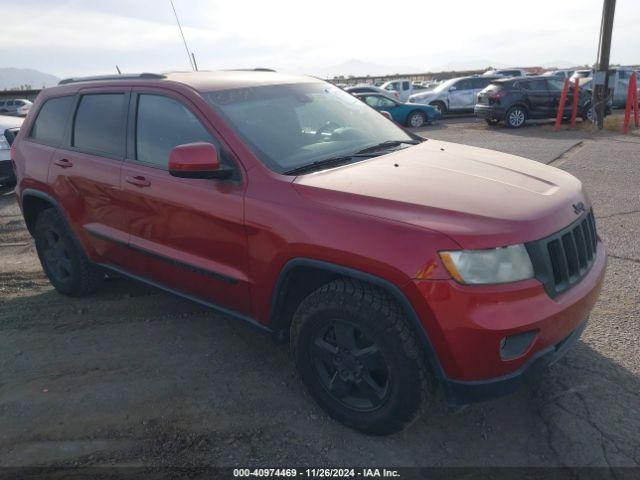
[525,210,598,298]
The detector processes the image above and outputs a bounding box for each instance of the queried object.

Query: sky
[1,0,639,78]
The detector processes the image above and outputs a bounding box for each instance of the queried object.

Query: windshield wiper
[355,140,420,155]
[283,153,380,175]
[283,140,421,176]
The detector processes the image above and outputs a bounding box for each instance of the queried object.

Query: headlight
[439,245,534,285]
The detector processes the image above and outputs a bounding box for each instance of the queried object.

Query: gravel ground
[0,118,639,473]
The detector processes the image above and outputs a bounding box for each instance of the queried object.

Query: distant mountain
[310,59,424,79]
[0,68,60,90]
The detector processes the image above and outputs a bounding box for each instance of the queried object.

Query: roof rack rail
[58,73,166,85]
[224,68,276,72]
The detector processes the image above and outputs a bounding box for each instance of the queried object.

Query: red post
[623,73,638,133]
[570,77,580,126]
[633,73,639,128]
[554,78,570,131]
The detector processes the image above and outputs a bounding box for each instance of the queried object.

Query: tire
[406,110,426,128]
[581,102,595,123]
[33,208,103,296]
[429,101,447,115]
[505,106,527,128]
[290,278,435,435]
[485,118,499,126]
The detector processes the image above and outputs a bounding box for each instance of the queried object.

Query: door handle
[54,158,73,168]
[125,175,151,187]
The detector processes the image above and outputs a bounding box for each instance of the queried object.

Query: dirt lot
[1,118,639,472]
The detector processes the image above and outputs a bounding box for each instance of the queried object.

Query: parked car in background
[0,99,33,117]
[0,114,23,186]
[482,69,529,78]
[380,79,414,101]
[345,84,399,100]
[475,76,598,128]
[543,69,575,79]
[408,75,498,113]
[355,92,441,127]
[570,70,593,80]
[574,68,637,108]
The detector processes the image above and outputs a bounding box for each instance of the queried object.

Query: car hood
[409,92,437,102]
[293,140,589,249]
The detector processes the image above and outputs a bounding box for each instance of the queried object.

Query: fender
[20,188,67,233]
[268,257,447,381]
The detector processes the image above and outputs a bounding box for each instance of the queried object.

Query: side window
[29,96,75,146]
[455,79,473,91]
[7,101,14,106]
[402,81,410,91]
[73,93,126,157]
[135,94,220,169]
[546,79,565,91]
[619,70,628,80]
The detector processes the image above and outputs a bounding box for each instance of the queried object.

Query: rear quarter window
[29,95,75,146]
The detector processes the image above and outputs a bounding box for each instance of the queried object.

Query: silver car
[573,68,637,108]
[0,114,23,186]
[0,98,32,117]
[408,76,498,113]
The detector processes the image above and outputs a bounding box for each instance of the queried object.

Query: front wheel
[406,110,426,128]
[505,106,527,128]
[290,279,435,435]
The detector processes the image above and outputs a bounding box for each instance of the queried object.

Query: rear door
[448,79,475,110]
[520,79,551,118]
[49,87,131,266]
[18,96,75,190]
[119,89,252,316]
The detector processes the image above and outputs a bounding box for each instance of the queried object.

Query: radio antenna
[169,0,195,71]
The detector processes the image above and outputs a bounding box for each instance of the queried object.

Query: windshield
[431,79,457,93]
[204,82,414,174]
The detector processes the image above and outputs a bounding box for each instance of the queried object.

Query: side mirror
[380,110,393,121]
[168,142,233,180]
[449,86,457,92]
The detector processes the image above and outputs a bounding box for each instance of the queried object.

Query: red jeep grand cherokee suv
[12,71,605,435]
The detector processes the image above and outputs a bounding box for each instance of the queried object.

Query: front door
[119,90,252,316]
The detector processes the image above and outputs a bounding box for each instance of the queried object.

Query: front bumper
[474,104,506,121]
[443,316,588,405]
[403,241,606,405]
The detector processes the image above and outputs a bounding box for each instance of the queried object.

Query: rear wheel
[505,106,527,128]
[430,101,447,115]
[406,110,426,128]
[34,208,103,296]
[291,279,435,435]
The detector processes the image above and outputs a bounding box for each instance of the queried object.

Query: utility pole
[593,0,616,129]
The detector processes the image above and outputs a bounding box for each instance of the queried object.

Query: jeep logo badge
[573,202,586,215]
